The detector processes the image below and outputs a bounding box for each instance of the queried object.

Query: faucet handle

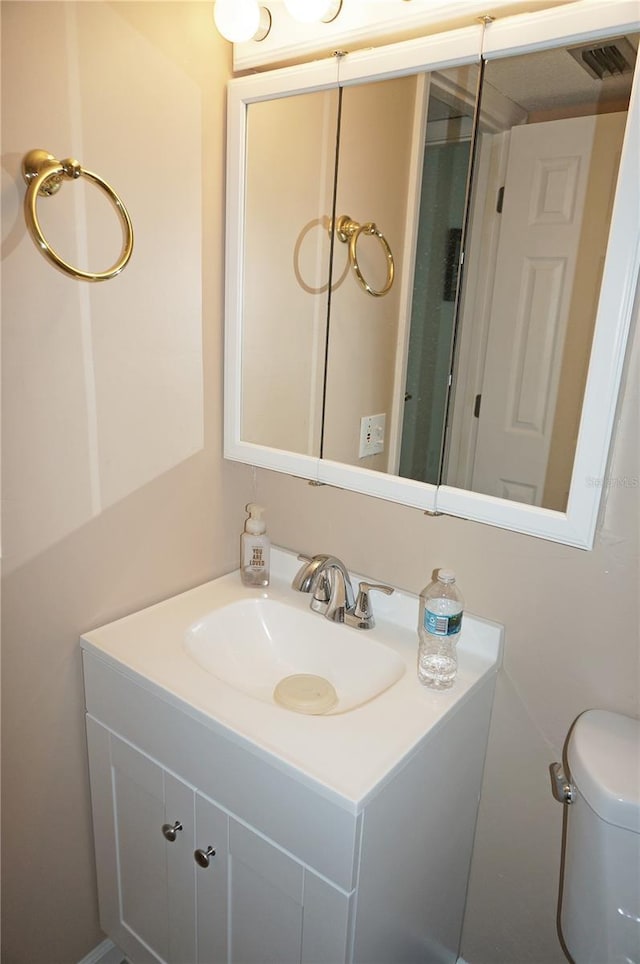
[353,581,394,629]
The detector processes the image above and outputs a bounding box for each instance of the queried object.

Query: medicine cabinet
[224,0,640,548]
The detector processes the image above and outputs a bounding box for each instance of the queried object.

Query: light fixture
[283,0,343,25]
[213,0,271,43]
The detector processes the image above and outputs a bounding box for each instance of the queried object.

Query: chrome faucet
[293,554,394,629]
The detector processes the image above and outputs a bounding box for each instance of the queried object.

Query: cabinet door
[197,808,352,964]
[86,718,197,964]
[195,792,229,963]
[87,718,352,964]
[228,817,304,964]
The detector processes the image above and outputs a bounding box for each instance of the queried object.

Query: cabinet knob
[161,820,183,842]
[194,845,216,868]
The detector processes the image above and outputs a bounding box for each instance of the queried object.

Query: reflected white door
[471,112,625,505]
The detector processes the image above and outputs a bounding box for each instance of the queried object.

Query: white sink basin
[185,597,405,714]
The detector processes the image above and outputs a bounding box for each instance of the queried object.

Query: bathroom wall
[1,4,248,962]
[2,4,638,964]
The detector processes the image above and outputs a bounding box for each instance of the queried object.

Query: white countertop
[81,548,502,810]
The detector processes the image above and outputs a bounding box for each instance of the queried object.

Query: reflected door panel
[471,113,626,509]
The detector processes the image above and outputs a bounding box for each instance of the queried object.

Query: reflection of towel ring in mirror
[293,216,349,294]
[335,214,394,297]
[22,149,134,282]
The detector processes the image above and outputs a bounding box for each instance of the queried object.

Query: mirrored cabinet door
[322,73,423,471]
[241,88,339,457]
[323,67,480,484]
[444,37,637,513]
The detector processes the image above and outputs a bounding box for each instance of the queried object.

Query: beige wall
[2,3,638,964]
[1,3,249,961]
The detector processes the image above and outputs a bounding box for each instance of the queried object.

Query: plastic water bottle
[417,569,463,689]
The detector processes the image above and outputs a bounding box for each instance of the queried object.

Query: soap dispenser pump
[241,503,270,587]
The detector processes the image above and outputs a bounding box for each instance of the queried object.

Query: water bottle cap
[438,568,456,583]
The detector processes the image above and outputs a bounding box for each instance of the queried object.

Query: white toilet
[552,709,640,964]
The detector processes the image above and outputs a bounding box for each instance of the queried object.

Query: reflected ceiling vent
[568,36,637,80]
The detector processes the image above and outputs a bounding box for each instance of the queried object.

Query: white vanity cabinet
[81,554,502,964]
[86,715,351,964]
[84,658,354,964]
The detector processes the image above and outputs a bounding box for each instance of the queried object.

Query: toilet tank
[560,709,640,964]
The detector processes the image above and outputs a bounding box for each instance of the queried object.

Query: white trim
[318,457,437,510]
[232,0,563,72]
[336,23,482,85]
[77,939,125,964]
[482,0,640,60]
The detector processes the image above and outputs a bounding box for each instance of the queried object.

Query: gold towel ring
[335,214,394,297]
[21,149,134,282]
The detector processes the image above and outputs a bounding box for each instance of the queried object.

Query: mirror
[323,67,479,480]
[240,64,480,467]
[226,3,640,547]
[242,87,339,456]
[443,39,637,512]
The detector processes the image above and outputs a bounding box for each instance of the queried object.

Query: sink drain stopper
[273,674,338,715]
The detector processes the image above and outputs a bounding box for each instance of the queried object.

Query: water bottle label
[424,608,462,637]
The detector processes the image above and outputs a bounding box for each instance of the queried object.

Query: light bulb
[283,0,342,24]
[213,0,271,43]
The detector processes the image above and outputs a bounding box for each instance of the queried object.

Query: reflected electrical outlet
[359,413,385,458]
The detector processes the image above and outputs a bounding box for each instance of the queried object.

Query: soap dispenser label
[247,544,265,571]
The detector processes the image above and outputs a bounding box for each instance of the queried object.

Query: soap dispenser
[241,503,270,587]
